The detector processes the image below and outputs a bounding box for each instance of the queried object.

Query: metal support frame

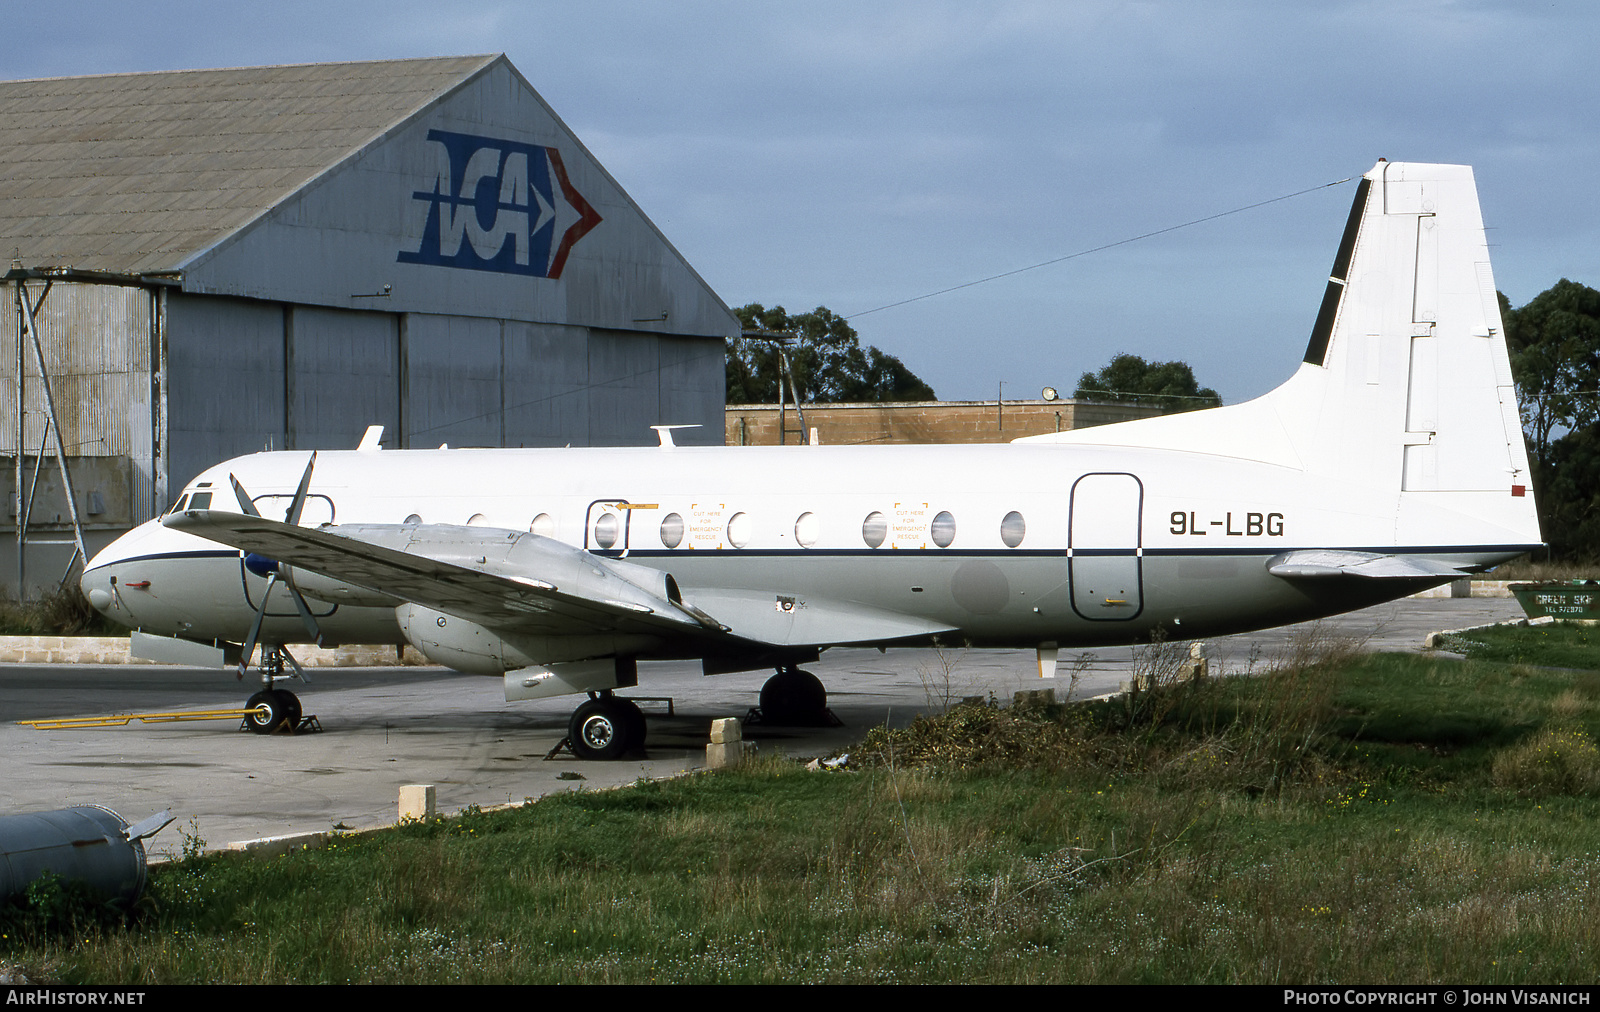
[12,278,90,591]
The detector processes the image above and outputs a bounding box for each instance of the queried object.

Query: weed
[178,818,206,864]
[1492,724,1600,796]
[0,586,122,636]
[914,645,967,713]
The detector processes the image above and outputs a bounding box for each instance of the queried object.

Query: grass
[1442,621,1600,671]
[8,629,1600,983]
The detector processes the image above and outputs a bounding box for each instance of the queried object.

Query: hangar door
[1069,472,1143,621]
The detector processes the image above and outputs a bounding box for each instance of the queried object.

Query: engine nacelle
[394,602,657,676]
[283,565,403,608]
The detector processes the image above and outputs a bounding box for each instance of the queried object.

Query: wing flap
[683,588,958,647]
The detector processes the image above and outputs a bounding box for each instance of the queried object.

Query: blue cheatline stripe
[599,543,1540,561]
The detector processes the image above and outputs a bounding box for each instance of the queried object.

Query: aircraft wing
[163,510,721,640]
[162,510,957,649]
[1266,550,1470,580]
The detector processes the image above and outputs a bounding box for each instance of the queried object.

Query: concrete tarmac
[0,596,1525,858]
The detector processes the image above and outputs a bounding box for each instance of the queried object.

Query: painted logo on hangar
[397,129,602,279]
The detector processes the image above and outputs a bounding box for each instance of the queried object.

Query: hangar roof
[0,55,500,276]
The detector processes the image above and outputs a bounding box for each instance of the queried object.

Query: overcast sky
[7,1,1597,404]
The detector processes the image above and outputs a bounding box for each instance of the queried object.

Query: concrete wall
[725,399,1166,446]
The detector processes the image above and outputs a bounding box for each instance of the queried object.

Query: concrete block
[228,832,328,859]
[705,741,745,769]
[1012,688,1056,708]
[399,784,436,822]
[709,717,742,743]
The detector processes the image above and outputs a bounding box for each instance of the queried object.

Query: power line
[845,176,1355,321]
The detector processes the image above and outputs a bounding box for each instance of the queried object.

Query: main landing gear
[242,645,307,735]
[758,666,832,726]
[565,690,646,760]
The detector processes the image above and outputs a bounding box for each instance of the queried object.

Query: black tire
[272,689,302,731]
[619,698,646,752]
[245,690,284,734]
[568,699,631,760]
[760,668,828,725]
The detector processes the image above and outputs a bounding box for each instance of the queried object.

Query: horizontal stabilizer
[1266,550,1468,580]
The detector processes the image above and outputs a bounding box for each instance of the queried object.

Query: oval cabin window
[660,513,685,549]
[862,511,887,549]
[1000,511,1026,548]
[594,512,620,549]
[726,512,751,549]
[930,511,956,548]
[794,512,819,548]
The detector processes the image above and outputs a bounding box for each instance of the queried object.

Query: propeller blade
[239,571,276,675]
[285,581,324,647]
[229,474,262,517]
[284,452,317,527]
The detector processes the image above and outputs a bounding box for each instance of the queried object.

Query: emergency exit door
[1069,472,1143,621]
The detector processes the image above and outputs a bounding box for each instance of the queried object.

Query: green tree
[1072,353,1221,413]
[727,304,935,404]
[1506,279,1600,561]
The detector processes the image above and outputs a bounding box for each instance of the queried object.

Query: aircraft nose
[81,524,158,626]
[81,567,115,614]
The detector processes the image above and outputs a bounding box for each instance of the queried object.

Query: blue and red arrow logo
[398,129,602,279]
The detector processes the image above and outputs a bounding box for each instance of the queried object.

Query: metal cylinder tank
[0,806,152,904]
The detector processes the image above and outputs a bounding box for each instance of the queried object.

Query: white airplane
[80,160,1540,759]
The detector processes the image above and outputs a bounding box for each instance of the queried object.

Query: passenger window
[1001,511,1026,548]
[930,511,956,548]
[466,513,489,526]
[403,514,422,525]
[794,512,819,548]
[726,512,751,548]
[660,513,684,549]
[862,511,887,549]
[594,512,619,549]
[529,514,555,538]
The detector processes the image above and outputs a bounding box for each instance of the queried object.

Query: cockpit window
[167,494,190,514]
[189,492,213,510]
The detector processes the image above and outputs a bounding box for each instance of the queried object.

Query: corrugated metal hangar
[0,55,736,590]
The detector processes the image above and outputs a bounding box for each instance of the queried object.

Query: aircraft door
[1069,473,1143,621]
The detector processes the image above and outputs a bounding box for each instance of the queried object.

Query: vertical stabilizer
[1020,161,1540,547]
[1284,161,1531,497]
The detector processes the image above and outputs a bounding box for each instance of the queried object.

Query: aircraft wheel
[568,698,634,760]
[619,698,646,752]
[272,689,302,731]
[760,668,828,725]
[244,690,285,734]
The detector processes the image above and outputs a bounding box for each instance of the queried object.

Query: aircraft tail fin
[1287,161,1530,496]
[1021,160,1540,549]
